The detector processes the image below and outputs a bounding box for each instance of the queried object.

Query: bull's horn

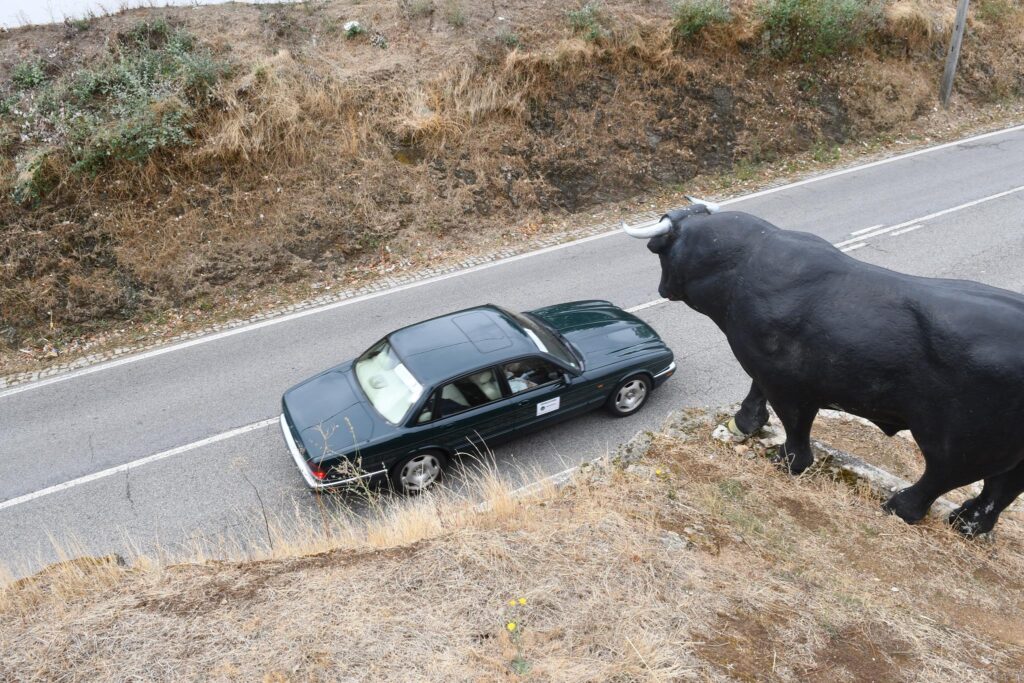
[621,216,672,239]
[685,195,722,213]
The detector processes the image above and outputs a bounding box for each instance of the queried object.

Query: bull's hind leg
[949,459,1024,536]
[730,381,770,437]
[769,401,818,475]
[882,442,999,524]
[882,466,965,524]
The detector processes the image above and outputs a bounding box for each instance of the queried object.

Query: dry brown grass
[3,410,1024,681]
[1,0,1022,366]
[883,0,954,51]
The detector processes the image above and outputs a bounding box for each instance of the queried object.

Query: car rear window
[354,340,423,424]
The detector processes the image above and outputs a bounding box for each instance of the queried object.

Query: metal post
[940,0,971,107]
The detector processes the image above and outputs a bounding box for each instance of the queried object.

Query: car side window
[502,358,562,394]
[435,369,503,419]
[415,394,436,424]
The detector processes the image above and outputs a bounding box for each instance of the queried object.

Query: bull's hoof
[733,410,769,437]
[948,499,996,538]
[768,445,812,476]
[881,489,928,525]
[726,417,747,438]
[712,420,750,444]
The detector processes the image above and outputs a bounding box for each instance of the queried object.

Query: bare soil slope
[2,409,1023,681]
[1,0,1022,363]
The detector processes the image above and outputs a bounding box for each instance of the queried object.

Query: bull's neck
[684,272,738,328]
[680,241,749,328]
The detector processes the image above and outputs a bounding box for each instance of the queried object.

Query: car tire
[390,450,448,494]
[606,374,651,417]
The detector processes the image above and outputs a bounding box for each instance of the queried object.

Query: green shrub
[343,20,366,38]
[1,20,227,192]
[756,0,884,60]
[444,1,466,27]
[498,30,521,48]
[566,2,609,42]
[672,0,732,39]
[977,0,1015,24]
[11,60,47,90]
[406,0,434,18]
[12,149,59,206]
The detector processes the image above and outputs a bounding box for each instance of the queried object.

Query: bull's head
[622,196,722,301]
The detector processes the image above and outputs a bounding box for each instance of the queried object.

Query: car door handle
[517,399,530,407]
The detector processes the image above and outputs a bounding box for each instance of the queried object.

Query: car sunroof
[453,312,513,353]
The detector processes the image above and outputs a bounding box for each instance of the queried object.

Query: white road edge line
[834,183,1024,248]
[0,418,279,511]
[4,123,1023,400]
[841,243,868,253]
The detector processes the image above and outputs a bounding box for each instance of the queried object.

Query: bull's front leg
[729,381,770,437]
[770,401,818,475]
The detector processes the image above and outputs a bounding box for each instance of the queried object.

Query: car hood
[528,300,665,368]
[282,363,378,462]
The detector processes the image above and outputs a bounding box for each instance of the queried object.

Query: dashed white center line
[891,224,924,237]
[850,223,885,236]
[837,183,1024,249]
[841,243,868,253]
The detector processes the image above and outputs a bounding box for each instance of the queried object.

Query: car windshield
[354,340,423,424]
[510,312,580,370]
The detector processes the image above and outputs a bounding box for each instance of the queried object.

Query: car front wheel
[391,450,448,494]
[606,374,651,417]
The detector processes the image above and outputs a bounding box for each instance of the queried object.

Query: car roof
[388,305,538,386]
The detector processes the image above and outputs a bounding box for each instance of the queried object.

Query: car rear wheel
[606,374,651,417]
[391,450,448,494]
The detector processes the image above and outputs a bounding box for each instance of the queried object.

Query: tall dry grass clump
[201,50,362,168]
[883,0,954,51]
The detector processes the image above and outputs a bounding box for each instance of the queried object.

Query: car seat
[441,383,470,407]
[469,370,501,401]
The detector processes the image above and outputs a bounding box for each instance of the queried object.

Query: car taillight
[309,465,327,480]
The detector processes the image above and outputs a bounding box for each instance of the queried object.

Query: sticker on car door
[536,397,560,416]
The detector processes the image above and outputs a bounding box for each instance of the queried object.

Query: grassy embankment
[1,0,1022,371]
[2,409,1023,680]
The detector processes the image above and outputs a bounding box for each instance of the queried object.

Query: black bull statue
[623,201,1024,536]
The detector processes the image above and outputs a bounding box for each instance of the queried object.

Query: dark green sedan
[280,300,675,493]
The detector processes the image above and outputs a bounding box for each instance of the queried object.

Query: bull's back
[726,229,1024,419]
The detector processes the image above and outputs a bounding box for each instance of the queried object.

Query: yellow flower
[507,599,516,607]
[518,597,527,605]
[507,622,517,632]
[655,468,663,475]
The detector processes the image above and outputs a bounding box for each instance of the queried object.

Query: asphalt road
[2,125,1023,576]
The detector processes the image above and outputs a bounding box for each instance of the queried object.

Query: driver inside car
[505,362,539,393]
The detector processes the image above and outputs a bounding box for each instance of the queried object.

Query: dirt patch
[697,610,794,680]
[801,623,915,683]
[0,0,1022,372]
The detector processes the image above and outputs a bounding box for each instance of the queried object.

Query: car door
[411,367,518,454]
[502,356,589,433]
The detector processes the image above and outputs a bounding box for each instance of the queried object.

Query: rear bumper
[279,414,386,490]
